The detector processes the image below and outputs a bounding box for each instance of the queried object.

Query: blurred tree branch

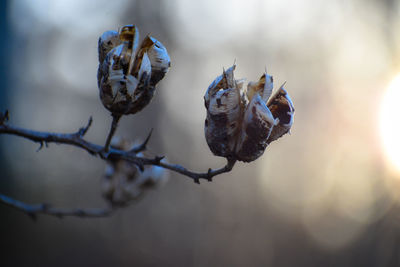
[0,194,115,219]
[0,110,236,219]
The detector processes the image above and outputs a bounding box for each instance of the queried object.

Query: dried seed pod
[204,65,245,157]
[235,72,278,161]
[97,25,170,115]
[204,65,237,105]
[144,36,171,86]
[102,137,168,206]
[235,93,277,162]
[98,30,121,64]
[204,65,294,162]
[102,158,142,206]
[266,85,295,144]
[246,72,273,102]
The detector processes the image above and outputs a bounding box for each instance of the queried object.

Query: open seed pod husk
[102,137,169,206]
[97,25,170,115]
[204,65,245,158]
[204,65,294,162]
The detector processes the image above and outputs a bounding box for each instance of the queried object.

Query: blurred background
[1,0,400,266]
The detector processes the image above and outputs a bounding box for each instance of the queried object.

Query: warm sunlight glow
[380,74,400,172]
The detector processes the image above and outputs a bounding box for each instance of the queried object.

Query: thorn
[142,128,153,148]
[36,141,44,152]
[207,168,213,182]
[154,155,165,163]
[0,110,9,125]
[77,116,93,136]
[131,128,153,153]
[99,150,109,160]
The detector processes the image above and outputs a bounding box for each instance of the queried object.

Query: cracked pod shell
[204,65,245,158]
[204,65,295,162]
[97,25,170,115]
[235,93,277,162]
[266,85,295,144]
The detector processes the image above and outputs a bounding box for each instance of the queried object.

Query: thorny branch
[0,110,236,218]
[0,194,115,219]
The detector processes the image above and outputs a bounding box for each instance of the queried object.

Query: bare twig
[0,118,103,156]
[141,156,236,184]
[0,115,236,183]
[0,112,237,218]
[130,128,153,153]
[0,193,115,219]
[76,116,93,137]
[104,114,121,153]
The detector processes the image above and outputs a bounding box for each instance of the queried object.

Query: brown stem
[104,114,121,153]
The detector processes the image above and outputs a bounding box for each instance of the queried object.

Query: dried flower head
[204,64,294,162]
[97,25,171,115]
[102,137,168,206]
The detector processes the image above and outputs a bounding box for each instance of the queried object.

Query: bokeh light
[380,74,400,173]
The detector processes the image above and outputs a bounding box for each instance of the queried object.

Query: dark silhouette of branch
[104,114,121,153]
[0,194,115,219]
[0,115,102,155]
[130,128,153,153]
[156,158,236,184]
[0,112,236,182]
[0,111,236,218]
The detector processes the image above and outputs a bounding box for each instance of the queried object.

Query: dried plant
[0,25,294,219]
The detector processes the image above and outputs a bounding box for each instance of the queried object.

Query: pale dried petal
[137,52,152,85]
[118,24,139,55]
[98,30,121,64]
[266,85,295,144]
[205,87,242,157]
[247,73,273,103]
[130,36,153,76]
[147,36,171,86]
[204,65,236,106]
[235,94,277,162]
